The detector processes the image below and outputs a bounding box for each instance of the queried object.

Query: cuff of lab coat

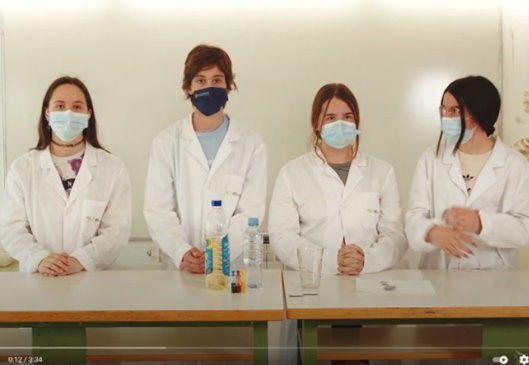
[25,249,51,274]
[71,249,96,272]
[173,243,193,270]
[478,210,491,241]
[321,246,339,275]
[361,250,377,274]
[414,219,443,253]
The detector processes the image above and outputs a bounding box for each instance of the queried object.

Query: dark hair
[182,44,237,98]
[35,76,105,151]
[436,75,501,155]
[310,83,360,158]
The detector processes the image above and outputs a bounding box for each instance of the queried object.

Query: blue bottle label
[205,239,213,275]
[221,235,230,276]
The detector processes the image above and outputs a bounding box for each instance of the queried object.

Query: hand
[38,253,70,277]
[426,225,476,258]
[337,244,364,276]
[180,247,205,274]
[63,257,85,275]
[443,207,482,234]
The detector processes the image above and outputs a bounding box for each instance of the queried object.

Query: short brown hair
[182,44,237,98]
[310,83,360,156]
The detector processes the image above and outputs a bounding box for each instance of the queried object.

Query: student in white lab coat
[144,44,267,273]
[269,83,407,275]
[406,75,529,269]
[0,76,132,275]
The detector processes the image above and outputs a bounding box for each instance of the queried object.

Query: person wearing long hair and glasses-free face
[269,83,407,275]
[144,45,267,273]
[406,76,529,269]
[0,77,132,276]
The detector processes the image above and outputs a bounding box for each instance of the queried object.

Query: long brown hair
[310,83,360,159]
[35,76,105,150]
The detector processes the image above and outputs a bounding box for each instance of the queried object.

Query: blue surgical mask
[191,87,228,117]
[48,110,89,143]
[441,117,475,145]
[321,120,360,149]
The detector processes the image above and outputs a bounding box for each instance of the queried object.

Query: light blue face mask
[321,120,360,149]
[441,117,475,145]
[48,110,89,143]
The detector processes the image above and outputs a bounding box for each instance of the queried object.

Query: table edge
[286,306,529,319]
[0,309,285,323]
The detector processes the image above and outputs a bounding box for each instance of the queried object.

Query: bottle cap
[248,217,259,226]
[211,200,222,207]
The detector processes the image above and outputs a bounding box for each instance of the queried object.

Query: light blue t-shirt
[196,116,230,168]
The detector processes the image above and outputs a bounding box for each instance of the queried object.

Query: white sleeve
[144,136,191,269]
[0,166,50,273]
[227,139,267,263]
[362,167,408,274]
[478,164,529,249]
[405,152,442,253]
[269,168,339,274]
[71,166,132,271]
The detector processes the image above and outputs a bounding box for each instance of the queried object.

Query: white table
[284,269,529,364]
[0,269,284,364]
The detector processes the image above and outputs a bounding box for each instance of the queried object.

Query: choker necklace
[51,139,85,148]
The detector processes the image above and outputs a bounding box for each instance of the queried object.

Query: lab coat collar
[441,138,507,167]
[208,115,241,178]
[181,113,240,142]
[467,138,508,206]
[310,147,367,201]
[38,141,97,169]
[68,143,97,205]
[441,142,468,196]
[182,113,241,175]
[441,138,507,205]
[39,142,97,204]
[309,147,367,167]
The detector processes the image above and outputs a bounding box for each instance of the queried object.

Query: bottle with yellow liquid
[204,200,230,290]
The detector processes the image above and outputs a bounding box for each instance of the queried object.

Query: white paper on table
[355,278,435,295]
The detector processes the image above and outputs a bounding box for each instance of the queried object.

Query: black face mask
[191,87,228,116]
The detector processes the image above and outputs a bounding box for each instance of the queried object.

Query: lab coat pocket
[80,199,107,241]
[358,192,381,230]
[223,175,244,218]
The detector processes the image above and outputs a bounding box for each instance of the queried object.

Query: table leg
[482,323,529,363]
[32,325,86,365]
[301,320,318,365]
[252,321,268,365]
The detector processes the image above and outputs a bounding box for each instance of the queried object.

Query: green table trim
[1,321,269,365]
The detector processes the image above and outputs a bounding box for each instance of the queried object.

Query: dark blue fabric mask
[191,87,228,116]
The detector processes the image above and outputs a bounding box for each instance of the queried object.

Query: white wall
[0,4,5,189]
[502,1,529,146]
[1,0,501,239]
[502,1,529,267]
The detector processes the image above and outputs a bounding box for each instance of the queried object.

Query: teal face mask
[321,120,360,149]
[441,117,475,145]
[48,110,89,142]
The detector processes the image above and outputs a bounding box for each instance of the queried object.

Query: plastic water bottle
[243,217,263,289]
[204,200,230,290]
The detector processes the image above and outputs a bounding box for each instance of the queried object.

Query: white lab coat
[405,139,529,269]
[143,114,267,269]
[269,150,407,275]
[0,143,132,273]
